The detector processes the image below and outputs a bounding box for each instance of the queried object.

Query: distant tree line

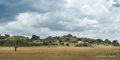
[0,34,119,47]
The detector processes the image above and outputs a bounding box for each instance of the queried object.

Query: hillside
[0,34,119,47]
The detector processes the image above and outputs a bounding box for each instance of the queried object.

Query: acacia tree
[6,36,26,51]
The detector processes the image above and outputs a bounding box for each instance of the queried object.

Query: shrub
[75,43,93,47]
[66,43,69,46]
[61,42,64,45]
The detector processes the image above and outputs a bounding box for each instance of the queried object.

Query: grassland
[0,46,120,60]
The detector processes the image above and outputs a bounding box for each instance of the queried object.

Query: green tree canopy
[6,36,26,45]
[31,35,40,40]
[96,39,104,45]
[104,39,111,45]
[112,40,119,46]
[5,34,10,38]
[5,36,27,51]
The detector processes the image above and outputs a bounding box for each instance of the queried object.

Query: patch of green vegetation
[110,52,120,55]
[75,42,93,47]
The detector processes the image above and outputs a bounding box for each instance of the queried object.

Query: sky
[0,0,120,41]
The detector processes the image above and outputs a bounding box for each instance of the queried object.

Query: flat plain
[0,46,120,60]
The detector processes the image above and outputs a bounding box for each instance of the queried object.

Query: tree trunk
[14,46,17,51]
[15,47,17,51]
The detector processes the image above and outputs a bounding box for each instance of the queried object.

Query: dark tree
[112,40,119,46]
[77,38,82,41]
[66,43,69,46]
[59,40,62,45]
[104,39,111,45]
[5,34,10,38]
[0,36,5,39]
[31,35,40,40]
[68,33,73,37]
[89,40,97,44]
[96,39,104,45]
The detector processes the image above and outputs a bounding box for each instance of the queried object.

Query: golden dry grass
[0,46,120,60]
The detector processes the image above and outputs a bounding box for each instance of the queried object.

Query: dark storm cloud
[0,0,66,23]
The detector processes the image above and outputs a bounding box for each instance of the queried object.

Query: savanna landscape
[0,46,120,60]
[0,0,120,60]
[0,34,120,60]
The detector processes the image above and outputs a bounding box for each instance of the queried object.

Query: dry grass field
[0,46,120,60]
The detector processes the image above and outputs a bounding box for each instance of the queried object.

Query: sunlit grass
[0,46,120,60]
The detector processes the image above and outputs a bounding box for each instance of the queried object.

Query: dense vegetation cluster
[0,34,119,47]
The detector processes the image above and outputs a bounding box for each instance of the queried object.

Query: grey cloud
[113,4,120,7]
[0,0,120,41]
[0,0,66,24]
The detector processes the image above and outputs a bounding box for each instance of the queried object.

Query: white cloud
[17,12,48,26]
[108,0,115,6]
[0,0,120,42]
[66,0,111,16]
[58,18,99,30]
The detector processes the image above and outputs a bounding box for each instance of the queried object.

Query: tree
[6,36,26,51]
[82,43,93,47]
[68,33,73,37]
[66,43,69,46]
[59,39,62,45]
[0,36,5,39]
[96,39,104,45]
[89,40,97,44]
[104,39,111,45]
[5,34,10,38]
[61,42,64,45]
[31,35,40,40]
[77,38,82,41]
[66,38,70,41]
[112,40,119,46]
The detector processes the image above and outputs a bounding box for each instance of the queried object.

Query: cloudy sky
[0,0,120,41]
